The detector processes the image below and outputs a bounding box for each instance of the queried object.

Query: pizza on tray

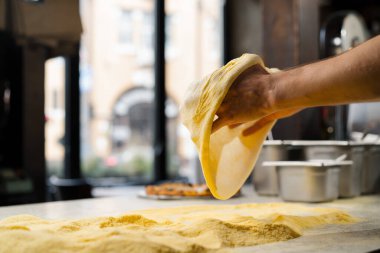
[145,182,212,197]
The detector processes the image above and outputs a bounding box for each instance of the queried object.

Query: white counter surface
[0,186,380,252]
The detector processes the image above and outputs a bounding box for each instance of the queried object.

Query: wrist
[248,69,279,117]
[269,70,288,112]
[270,67,306,112]
[263,73,278,114]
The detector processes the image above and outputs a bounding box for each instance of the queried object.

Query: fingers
[242,116,273,136]
[228,123,241,129]
[212,117,242,134]
[211,117,226,134]
[242,108,302,136]
[213,115,271,136]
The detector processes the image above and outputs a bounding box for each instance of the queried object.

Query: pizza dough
[0,203,355,253]
[181,54,279,199]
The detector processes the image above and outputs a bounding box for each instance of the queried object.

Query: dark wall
[226,0,380,140]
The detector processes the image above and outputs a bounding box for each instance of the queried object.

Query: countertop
[0,186,380,253]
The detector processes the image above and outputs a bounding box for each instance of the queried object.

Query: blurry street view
[44,0,222,182]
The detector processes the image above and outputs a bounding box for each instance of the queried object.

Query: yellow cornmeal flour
[181,54,279,200]
[0,203,356,253]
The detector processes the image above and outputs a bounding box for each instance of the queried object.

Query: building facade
[45,0,222,180]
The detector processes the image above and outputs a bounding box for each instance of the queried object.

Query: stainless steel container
[286,140,364,197]
[338,159,360,198]
[284,140,350,160]
[361,143,380,194]
[252,140,287,196]
[264,161,352,202]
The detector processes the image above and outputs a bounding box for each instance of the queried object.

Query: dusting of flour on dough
[0,203,356,253]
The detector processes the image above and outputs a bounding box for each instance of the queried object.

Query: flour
[0,203,356,253]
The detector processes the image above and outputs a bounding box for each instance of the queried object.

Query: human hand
[240,108,301,136]
[211,64,301,135]
[212,64,273,132]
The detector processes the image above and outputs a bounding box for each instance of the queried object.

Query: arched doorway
[111,87,179,180]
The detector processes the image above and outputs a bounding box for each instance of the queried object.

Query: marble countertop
[0,186,380,252]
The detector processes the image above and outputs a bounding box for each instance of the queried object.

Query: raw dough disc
[181,54,279,200]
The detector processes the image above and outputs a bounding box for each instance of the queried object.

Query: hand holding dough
[212,64,274,132]
[212,64,300,136]
[215,36,380,137]
[181,36,380,200]
[181,54,279,200]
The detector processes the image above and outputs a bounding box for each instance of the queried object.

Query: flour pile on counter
[0,203,355,253]
[181,54,279,200]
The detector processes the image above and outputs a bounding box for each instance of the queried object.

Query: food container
[360,143,380,194]
[284,140,350,160]
[252,140,287,196]
[285,140,364,197]
[338,158,361,198]
[264,160,352,202]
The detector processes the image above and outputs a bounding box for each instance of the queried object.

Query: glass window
[119,10,134,46]
[136,11,154,66]
[79,0,156,182]
[110,88,153,180]
[165,14,174,55]
[45,57,65,177]
[45,0,222,185]
[141,12,153,50]
[165,0,222,181]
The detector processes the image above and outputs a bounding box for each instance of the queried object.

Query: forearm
[272,36,380,111]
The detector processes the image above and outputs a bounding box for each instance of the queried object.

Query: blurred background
[0,0,379,205]
[45,0,222,183]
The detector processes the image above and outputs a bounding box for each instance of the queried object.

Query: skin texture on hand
[212,35,380,136]
[212,64,301,135]
[212,64,277,133]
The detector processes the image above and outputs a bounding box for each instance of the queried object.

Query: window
[136,11,154,65]
[165,0,222,180]
[119,10,134,46]
[141,12,153,50]
[45,0,222,185]
[165,14,176,57]
[45,57,65,177]
[105,87,178,181]
[112,88,154,150]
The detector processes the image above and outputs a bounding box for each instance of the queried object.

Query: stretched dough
[181,54,279,200]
